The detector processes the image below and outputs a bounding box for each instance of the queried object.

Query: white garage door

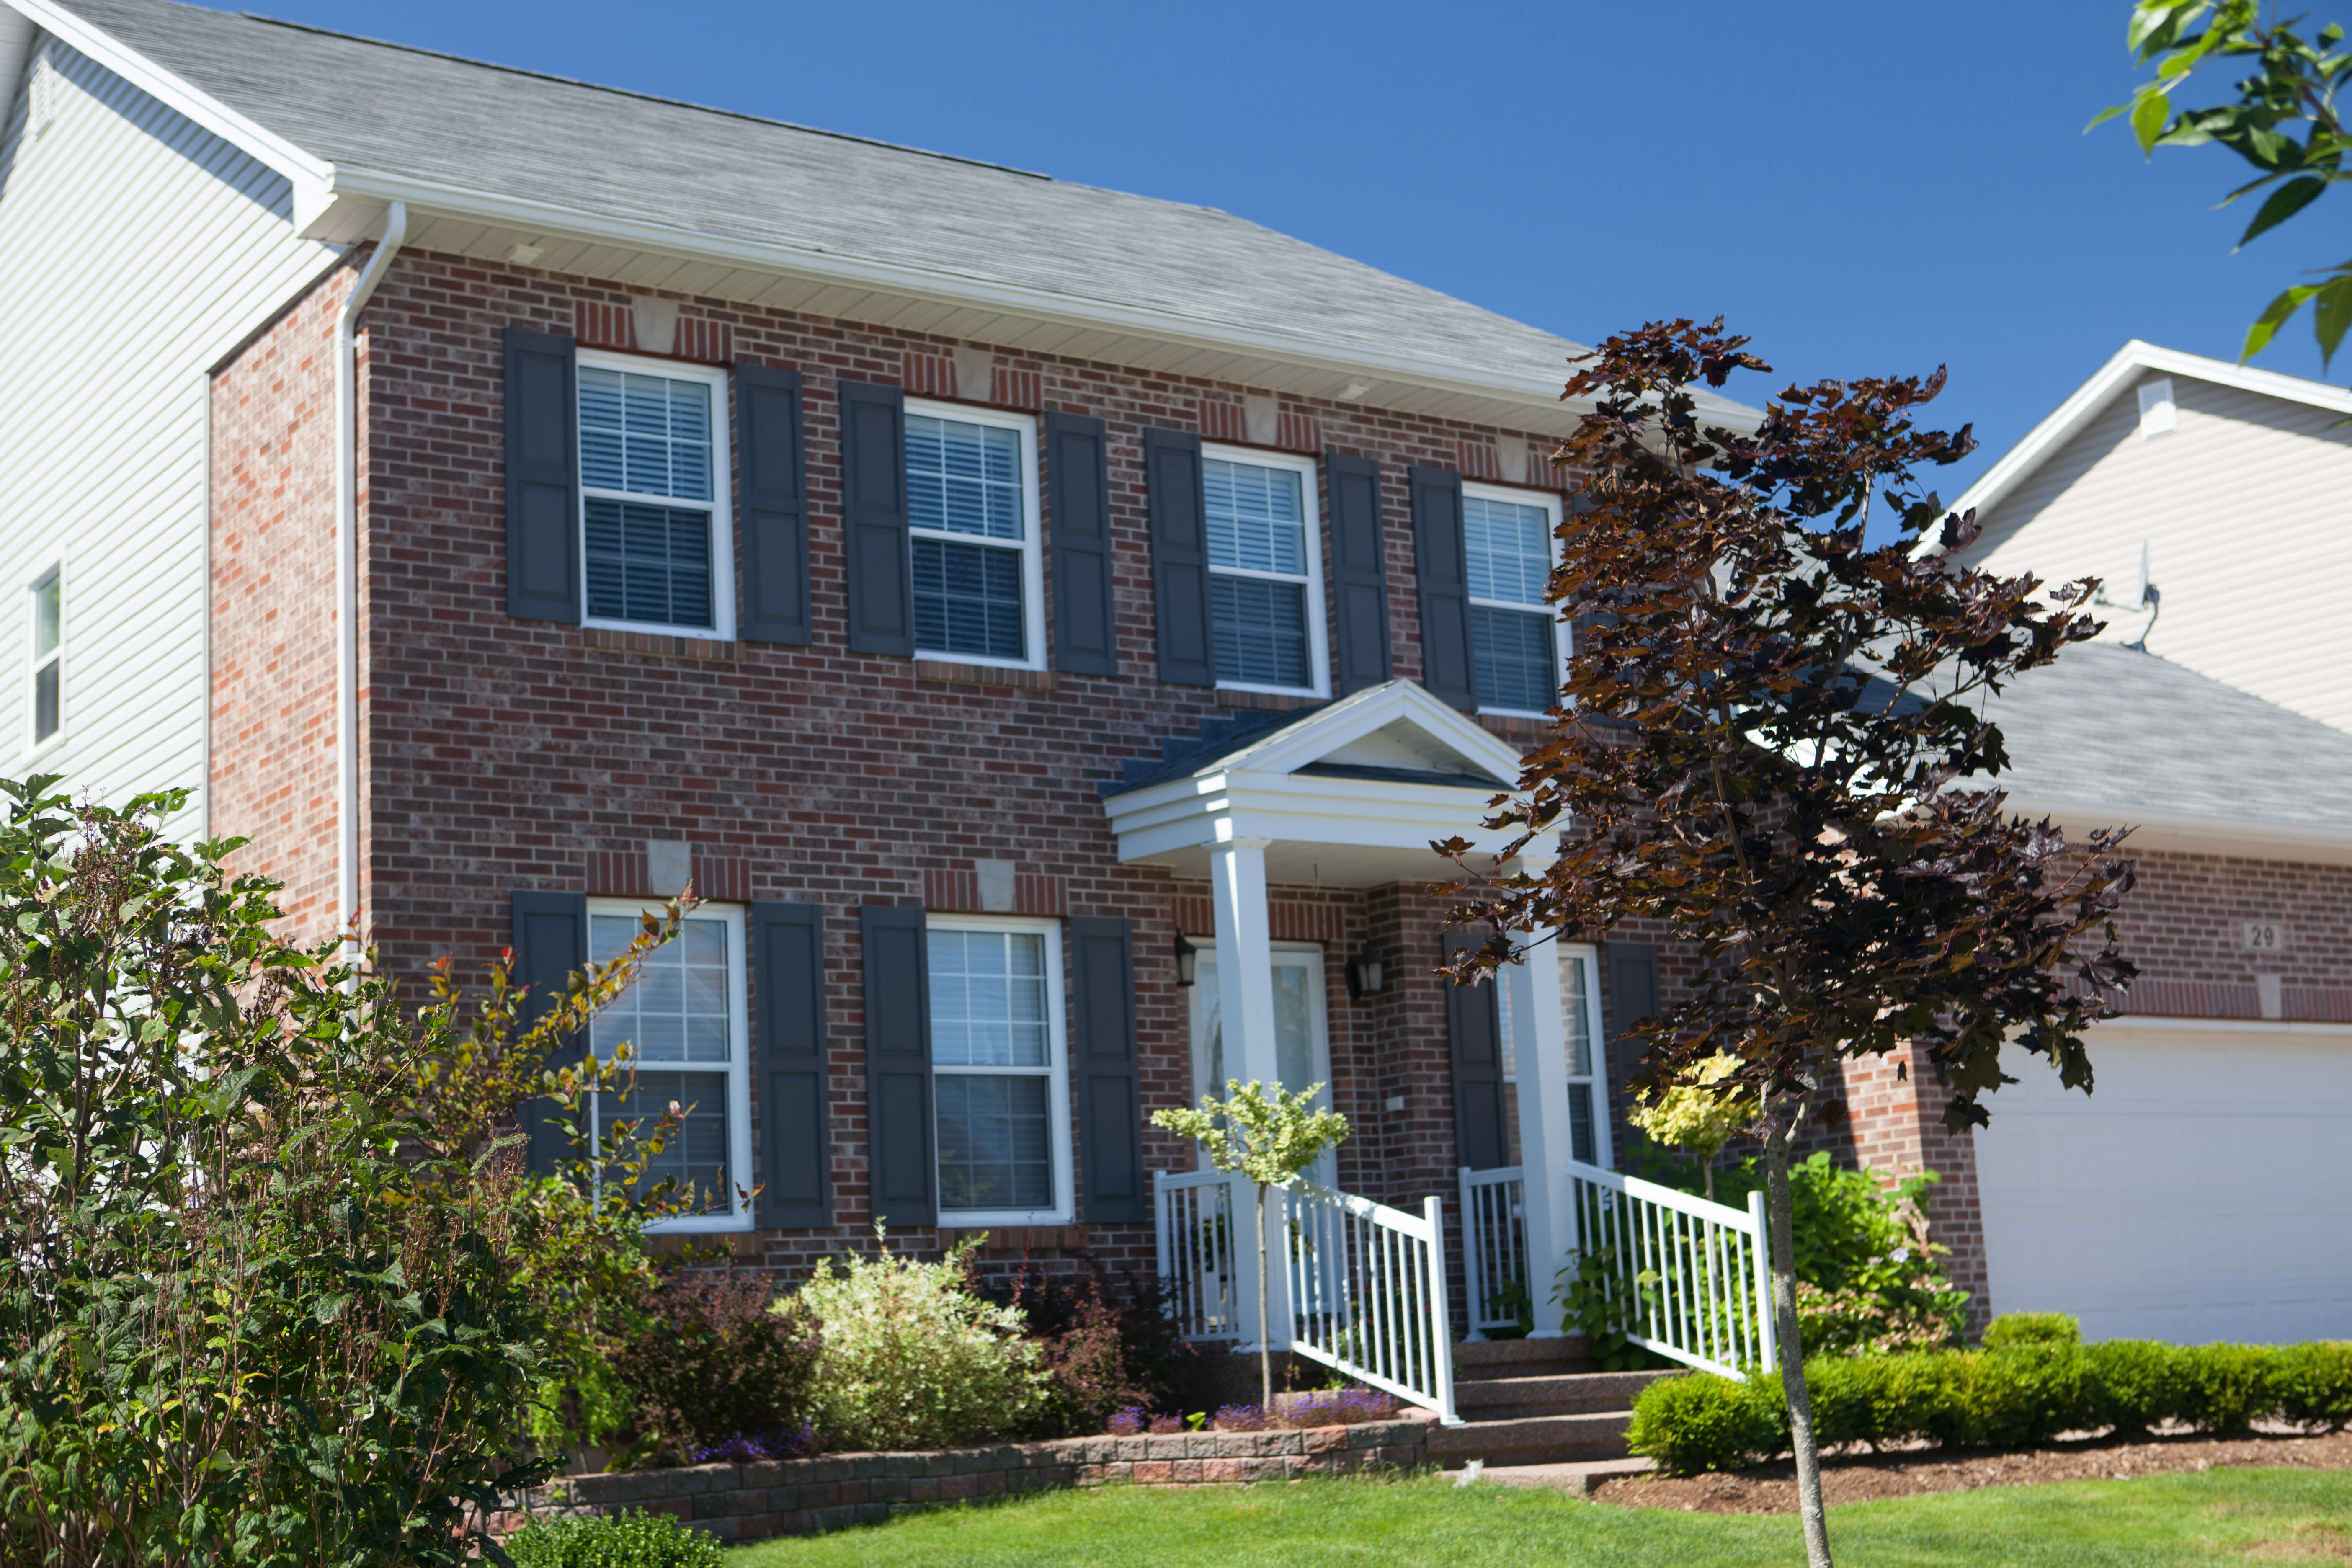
[1974,1023,2352,1344]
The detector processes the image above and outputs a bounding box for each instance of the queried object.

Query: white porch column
[1207,835,1291,1351]
[1508,880,1579,1336]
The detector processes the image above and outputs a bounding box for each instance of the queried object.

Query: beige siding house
[1947,341,2352,733]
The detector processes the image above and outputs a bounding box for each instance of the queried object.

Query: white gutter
[335,201,405,963]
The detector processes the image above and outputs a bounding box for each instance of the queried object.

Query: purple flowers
[688,1421,821,1463]
[1106,1406,1149,1436]
[1104,1386,1400,1436]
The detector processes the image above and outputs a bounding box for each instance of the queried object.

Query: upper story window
[577,356,734,637]
[928,916,1072,1225]
[1462,485,1565,717]
[904,401,1044,669]
[1204,445,1328,696]
[588,902,752,1230]
[28,566,61,748]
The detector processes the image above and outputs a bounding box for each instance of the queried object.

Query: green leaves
[2238,174,2330,246]
[1150,1079,1349,1191]
[2242,263,2352,364]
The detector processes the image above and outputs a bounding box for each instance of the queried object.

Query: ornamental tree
[1441,320,2136,1568]
[1152,1081,1349,1411]
[1627,1052,1760,1201]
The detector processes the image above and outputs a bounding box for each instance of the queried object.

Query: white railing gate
[1457,1164,1527,1340]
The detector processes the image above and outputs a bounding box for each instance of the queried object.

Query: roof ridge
[233,7,1052,181]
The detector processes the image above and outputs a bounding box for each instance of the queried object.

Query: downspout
[335,200,405,967]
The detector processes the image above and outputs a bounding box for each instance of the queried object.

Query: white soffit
[1950,340,2352,527]
[2004,794,2352,869]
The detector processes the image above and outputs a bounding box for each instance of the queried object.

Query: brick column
[1838,1044,1991,1333]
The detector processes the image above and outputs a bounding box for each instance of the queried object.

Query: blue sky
[256,0,2344,533]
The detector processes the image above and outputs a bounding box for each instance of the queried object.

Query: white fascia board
[2002,792,2352,867]
[313,170,1752,432]
[2,0,332,221]
[1107,769,1522,863]
[1946,339,2352,531]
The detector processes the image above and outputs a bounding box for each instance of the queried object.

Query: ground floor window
[588,901,752,1230]
[928,915,1073,1225]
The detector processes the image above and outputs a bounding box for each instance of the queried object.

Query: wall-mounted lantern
[1174,932,1199,988]
[1344,941,1386,1001]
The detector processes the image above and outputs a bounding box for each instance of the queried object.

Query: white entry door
[1974,1024,2352,1344]
[1187,942,1335,1186]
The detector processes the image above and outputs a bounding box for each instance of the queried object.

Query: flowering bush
[787,1229,1047,1451]
[985,1268,1195,1437]
[686,1424,820,1464]
[604,1265,822,1467]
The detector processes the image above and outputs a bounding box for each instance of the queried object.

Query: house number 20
[2242,920,2287,952]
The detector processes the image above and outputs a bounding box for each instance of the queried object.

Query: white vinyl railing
[1282,1179,1457,1425]
[1565,1157,1777,1380]
[1457,1164,1527,1340]
[1153,1169,1242,1342]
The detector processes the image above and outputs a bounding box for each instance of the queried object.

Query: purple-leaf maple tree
[1439,319,2137,1568]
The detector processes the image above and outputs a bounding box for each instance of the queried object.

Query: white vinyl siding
[1462,484,1565,717]
[587,903,753,1231]
[904,401,1043,669]
[0,39,336,828]
[928,915,1072,1225]
[1202,444,1328,696]
[577,355,733,637]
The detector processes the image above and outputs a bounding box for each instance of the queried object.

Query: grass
[724,1466,2352,1567]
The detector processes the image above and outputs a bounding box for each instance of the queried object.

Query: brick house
[2,0,2345,1378]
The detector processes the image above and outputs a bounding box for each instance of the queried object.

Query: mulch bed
[1591,1428,2352,1513]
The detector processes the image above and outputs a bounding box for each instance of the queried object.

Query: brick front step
[1454,1369,1680,1421]
[1429,1411,1638,1466]
[1452,1337,1591,1379]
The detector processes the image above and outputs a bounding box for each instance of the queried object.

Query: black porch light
[1344,941,1386,1001]
[1173,932,1199,988]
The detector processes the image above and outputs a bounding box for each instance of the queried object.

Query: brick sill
[915,659,1057,692]
[584,627,738,662]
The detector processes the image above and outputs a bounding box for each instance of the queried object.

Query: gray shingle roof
[49,0,1756,423]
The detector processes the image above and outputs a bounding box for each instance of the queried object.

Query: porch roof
[1101,681,1540,887]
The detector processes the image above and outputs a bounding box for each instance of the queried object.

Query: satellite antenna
[2124,539,2161,651]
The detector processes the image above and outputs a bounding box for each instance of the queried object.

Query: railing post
[1422,1195,1460,1425]
[1748,1186,1778,1375]
[1153,1170,1172,1323]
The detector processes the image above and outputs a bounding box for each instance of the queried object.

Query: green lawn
[724,1466,2352,1567]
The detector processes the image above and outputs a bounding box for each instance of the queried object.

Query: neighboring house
[1946,340,2352,734]
[0,0,2339,1367]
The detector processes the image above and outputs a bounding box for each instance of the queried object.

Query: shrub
[1982,1312,2081,1349]
[2275,1342,2352,1432]
[2177,1344,2280,1433]
[1625,1373,1782,1473]
[607,1265,822,1464]
[1940,1345,2092,1449]
[504,1510,723,1568]
[986,1268,1195,1438]
[2084,1338,2185,1435]
[789,1230,1047,1451]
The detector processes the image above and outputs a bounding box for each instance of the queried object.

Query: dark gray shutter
[861,905,934,1226]
[754,902,829,1228]
[1410,465,1476,711]
[738,366,810,645]
[1047,410,1117,676]
[1144,427,1215,686]
[839,380,913,656]
[1442,931,1508,1172]
[1605,941,1659,1163]
[1325,453,1391,695]
[1069,917,1144,1223]
[513,890,588,1175]
[504,328,580,623]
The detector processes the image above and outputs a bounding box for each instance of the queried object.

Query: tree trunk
[1762,1117,1832,1568]
[1254,1181,1273,1411]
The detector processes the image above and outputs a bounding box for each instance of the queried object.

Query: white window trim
[928,912,1075,1227]
[1562,942,1612,1171]
[587,898,755,1233]
[1183,940,1336,1181]
[577,351,738,641]
[26,561,62,754]
[905,399,1047,672]
[1462,480,1568,720]
[1202,442,1331,699]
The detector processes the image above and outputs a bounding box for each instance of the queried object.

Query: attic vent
[2136,377,2177,439]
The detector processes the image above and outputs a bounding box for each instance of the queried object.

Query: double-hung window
[578,355,735,637]
[1462,485,1565,717]
[1496,944,1609,1167]
[587,901,753,1230]
[28,566,60,747]
[927,915,1072,1225]
[1204,445,1328,696]
[905,402,1044,669]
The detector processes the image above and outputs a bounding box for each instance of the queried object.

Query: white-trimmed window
[28,565,61,748]
[927,915,1073,1225]
[578,354,735,637]
[1497,944,1609,1167]
[905,401,1045,669]
[588,901,753,1230]
[1463,484,1565,717]
[1204,444,1328,696]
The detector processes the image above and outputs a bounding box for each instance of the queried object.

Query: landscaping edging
[485,1420,1430,1543]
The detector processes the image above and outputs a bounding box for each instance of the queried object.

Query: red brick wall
[209,260,352,945]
